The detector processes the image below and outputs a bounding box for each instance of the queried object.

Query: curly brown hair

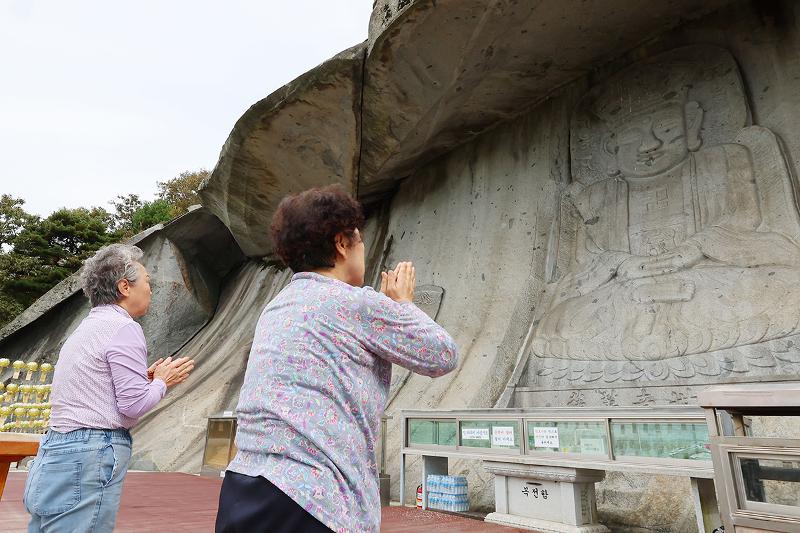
[270,185,365,272]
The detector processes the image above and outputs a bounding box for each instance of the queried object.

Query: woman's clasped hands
[380,261,416,303]
[147,356,195,388]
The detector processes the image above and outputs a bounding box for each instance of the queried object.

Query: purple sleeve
[357,287,459,377]
[106,322,167,419]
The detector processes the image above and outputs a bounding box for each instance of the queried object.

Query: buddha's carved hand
[617,243,704,280]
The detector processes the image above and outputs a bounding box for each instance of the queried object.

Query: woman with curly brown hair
[215,185,458,533]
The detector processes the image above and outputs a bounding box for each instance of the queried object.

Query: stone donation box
[485,462,608,533]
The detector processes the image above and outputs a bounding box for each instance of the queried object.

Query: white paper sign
[580,438,605,454]
[492,426,515,446]
[533,427,560,448]
[462,428,490,441]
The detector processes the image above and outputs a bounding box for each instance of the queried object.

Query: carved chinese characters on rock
[532,45,800,362]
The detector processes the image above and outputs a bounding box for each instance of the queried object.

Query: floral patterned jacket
[227,272,458,532]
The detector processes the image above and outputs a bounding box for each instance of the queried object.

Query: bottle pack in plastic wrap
[425,475,469,511]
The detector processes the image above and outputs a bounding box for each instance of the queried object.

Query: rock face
[358,0,731,203]
[8,2,800,532]
[199,45,365,258]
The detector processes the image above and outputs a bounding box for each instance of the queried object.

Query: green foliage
[14,207,117,263]
[157,169,208,217]
[0,252,41,321]
[0,194,36,249]
[130,199,173,234]
[111,195,173,238]
[110,193,144,234]
[3,207,118,314]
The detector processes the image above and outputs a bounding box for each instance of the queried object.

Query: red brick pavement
[0,472,531,532]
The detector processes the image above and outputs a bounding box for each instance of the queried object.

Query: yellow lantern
[0,358,9,369]
[20,384,32,403]
[32,385,45,402]
[39,362,54,383]
[0,406,11,419]
[43,384,52,402]
[5,382,19,402]
[12,360,25,379]
[28,407,40,419]
[42,408,51,420]
[25,361,38,381]
[13,407,25,420]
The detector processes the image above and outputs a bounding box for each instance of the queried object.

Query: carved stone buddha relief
[530,45,800,381]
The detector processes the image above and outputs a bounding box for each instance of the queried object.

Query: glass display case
[402,406,712,466]
[399,405,716,521]
[699,382,800,532]
[459,420,520,451]
[527,420,608,455]
[610,421,710,460]
[408,419,457,447]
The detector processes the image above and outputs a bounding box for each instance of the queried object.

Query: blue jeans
[24,428,133,533]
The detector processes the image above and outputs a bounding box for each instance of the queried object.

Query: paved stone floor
[0,472,530,532]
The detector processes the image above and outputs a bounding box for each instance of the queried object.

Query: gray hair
[80,244,144,307]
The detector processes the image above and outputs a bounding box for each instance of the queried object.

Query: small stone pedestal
[484,461,609,533]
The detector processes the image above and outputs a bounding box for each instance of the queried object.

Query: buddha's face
[612,103,692,178]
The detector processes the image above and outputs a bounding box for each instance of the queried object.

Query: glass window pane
[409,419,436,445]
[610,421,710,460]
[460,420,520,450]
[408,419,458,446]
[438,420,457,446]
[739,457,800,508]
[527,420,608,455]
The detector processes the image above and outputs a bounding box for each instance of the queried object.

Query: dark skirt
[215,470,333,533]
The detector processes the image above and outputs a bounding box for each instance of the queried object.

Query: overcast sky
[0,1,372,217]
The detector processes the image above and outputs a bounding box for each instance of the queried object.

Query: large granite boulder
[199,45,365,258]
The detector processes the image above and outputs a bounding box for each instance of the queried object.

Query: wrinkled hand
[618,244,704,280]
[152,356,195,388]
[147,358,164,381]
[380,261,416,303]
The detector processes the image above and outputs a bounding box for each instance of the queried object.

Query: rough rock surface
[199,45,365,258]
[358,0,731,202]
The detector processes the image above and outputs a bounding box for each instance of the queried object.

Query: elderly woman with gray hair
[23,243,195,532]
